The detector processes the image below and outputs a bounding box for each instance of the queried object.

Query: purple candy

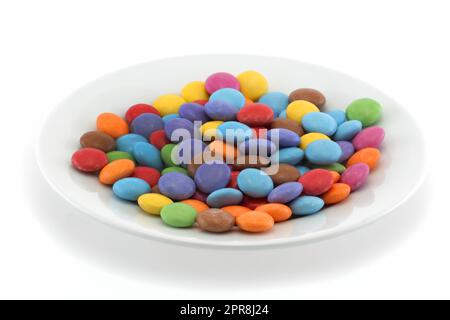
[340,163,370,191]
[130,113,164,138]
[268,182,303,203]
[352,126,385,150]
[205,72,240,94]
[238,138,277,156]
[267,128,300,147]
[178,103,210,123]
[164,118,197,142]
[174,138,206,165]
[158,172,196,200]
[194,163,231,194]
[204,100,239,121]
[337,141,355,163]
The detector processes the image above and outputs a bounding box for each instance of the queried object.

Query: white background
[0,0,448,299]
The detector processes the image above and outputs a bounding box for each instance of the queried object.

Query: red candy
[241,196,268,210]
[125,103,160,123]
[298,169,334,196]
[149,129,170,150]
[237,103,274,127]
[251,127,268,138]
[193,99,208,106]
[132,166,161,187]
[227,171,240,189]
[71,148,108,173]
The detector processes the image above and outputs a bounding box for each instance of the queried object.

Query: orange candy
[96,112,129,138]
[99,159,135,185]
[236,210,274,233]
[321,183,351,205]
[221,205,251,219]
[330,171,341,183]
[255,203,292,222]
[181,199,209,213]
[206,140,239,161]
[347,147,380,170]
[244,97,254,106]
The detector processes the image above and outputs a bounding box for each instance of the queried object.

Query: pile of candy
[71,70,385,233]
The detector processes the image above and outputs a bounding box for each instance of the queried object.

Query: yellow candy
[300,132,331,150]
[237,70,268,101]
[153,94,186,116]
[200,120,223,141]
[181,81,209,102]
[286,100,319,124]
[137,193,173,215]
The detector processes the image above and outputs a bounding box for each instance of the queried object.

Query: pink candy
[205,72,240,94]
[340,163,370,191]
[352,126,385,150]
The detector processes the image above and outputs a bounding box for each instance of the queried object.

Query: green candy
[346,98,382,127]
[106,151,134,163]
[162,166,189,175]
[160,203,197,228]
[309,162,346,173]
[161,144,178,167]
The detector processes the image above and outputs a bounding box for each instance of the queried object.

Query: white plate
[36,55,426,248]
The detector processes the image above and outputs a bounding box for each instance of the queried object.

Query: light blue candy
[296,165,310,175]
[258,92,289,116]
[289,196,324,216]
[209,88,246,109]
[333,120,362,141]
[216,121,253,144]
[238,138,277,156]
[278,110,287,119]
[305,140,342,165]
[133,142,163,170]
[237,168,274,198]
[112,177,151,201]
[162,113,180,124]
[271,147,304,165]
[301,112,337,136]
[116,134,147,154]
[206,188,243,208]
[326,110,346,125]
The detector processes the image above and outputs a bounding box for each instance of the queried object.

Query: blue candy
[301,112,337,136]
[333,120,362,141]
[258,92,289,116]
[130,113,164,138]
[178,103,210,123]
[116,134,147,154]
[158,172,196,200]
[237,168,274,198]
[289,196,324,216]
[216,121,253,144]
[204,100,239,121]
[267,128,300,147]
[206,188,243,208]
[112,177,151,201]
[209,88,245,109]
[270,147,304,165]
[325,110,346,125]
[164,118,197,142]
[162,113,180,124]
[267,182,303,203]
[133,142,163,170]
[238,138,277,156]
[278,110,287,118]
[296,165,310,175]
[194,163,231,194]
[305,140,342,165]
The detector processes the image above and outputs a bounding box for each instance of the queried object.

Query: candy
[300,132,330,150]
[216,121,253,144]
[302,112,337,137]
[271,118,303,136]
[236,210,274,233]
[321,183,351,205]
[112,177,151,201]
[267,128,300,148]
[330,171,341,183]
[125,104,160,123]
[227,171,240,189]
[232,155,270,170]
[160,203,197,228]
[80,131,116,152]
[204,100,239,121]
[221,205,251,219]
[298,169,334,195]
[196,209,235,233]
[162,113,180,124]
[346,98,382,127]
[137,193,173,215]
[180,199,210,213]
[333,120,362,141]
[164,118,196,143]
[153,94,186,116]
[192,190,208,202]
[346,147,381,170]
[161,144,178,167]
[270,147,304,165]
[288,88,326,108]
[308,162,346,173]
[286,100,320,124]
[116,133,147,154]
[96,112,129,138]
[179,103,210,123]
[200,120,223,141]
[305,140,342,165]
[258,92,289,117]
[174,138,207,165]
[255,203,292,222]
[71,148,108,172]
[149,129,170,150]
[107,151,134,163]
[130,113,164,138]
[352,126,385,150]
[133,142,164,170]
[326,110,346,125]
[206,188,243,208]
[289,196,325,216]
[241,196,268,209]
[158,172,196,200]
[237,103,274,126]
[264,163,300,185]
[181,81,209,102]
[161,166,189,175]
[205,72,240,94]
[340,163,370,191]
[267,182,303,203]
[132,166,160,187]
[238,138,276,156]
[296,165,310,175]
[237,70,268,101]
[194,163,231,194]
[209,88,246,109]
[98,159,135,185]
[336,140,355,163]
[237,168,274,198]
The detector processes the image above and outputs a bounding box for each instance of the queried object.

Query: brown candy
[288,88,326,108]
[231,155,270,171]
[263,163,300,185]
[270,118,304,136]
[80,131,116,152]
[196,209,235,233]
